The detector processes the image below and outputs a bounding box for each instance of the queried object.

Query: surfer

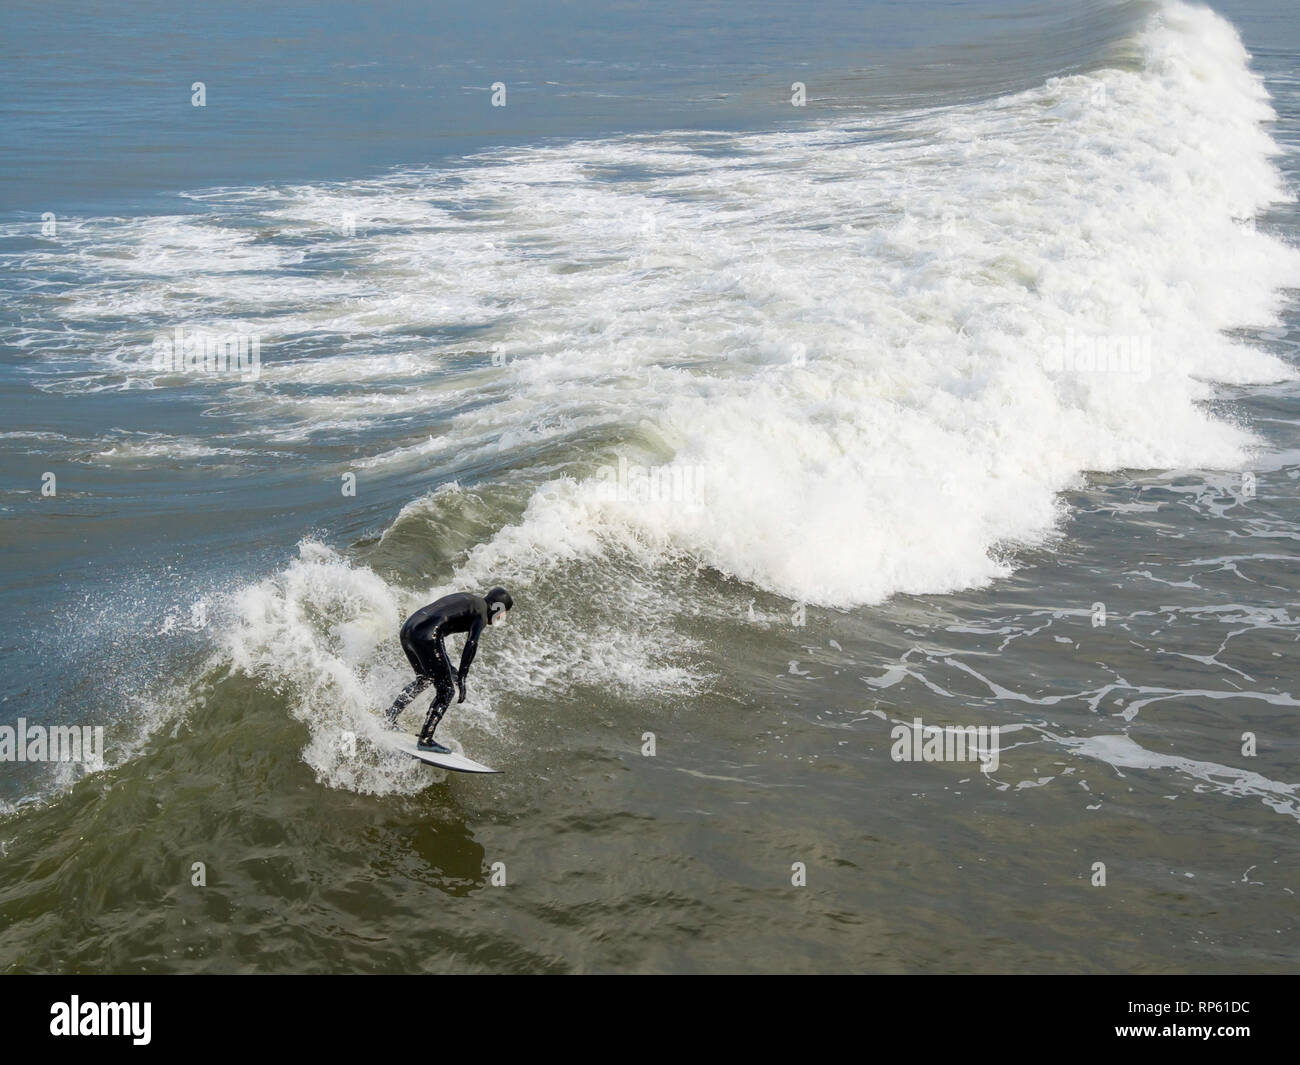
[384,587,514,753]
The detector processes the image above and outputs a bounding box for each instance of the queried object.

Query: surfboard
[376,730,498,774]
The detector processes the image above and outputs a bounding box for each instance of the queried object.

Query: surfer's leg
[417,635,455,750]
[385,620,436,725]
[383,675,431,725]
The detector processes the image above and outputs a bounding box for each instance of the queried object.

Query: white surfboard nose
[376,731,499,773]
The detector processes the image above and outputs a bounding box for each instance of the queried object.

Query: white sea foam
[422,0,1300,606]
[261,4,1300,606]
[1061,733,1300,821]
[220,539,703,792]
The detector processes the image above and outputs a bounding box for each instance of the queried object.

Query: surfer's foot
[417,738,451,754]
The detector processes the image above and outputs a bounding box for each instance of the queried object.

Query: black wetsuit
[384,592,492,745]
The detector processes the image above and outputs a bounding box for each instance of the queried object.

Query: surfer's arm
[455,619,484,701]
